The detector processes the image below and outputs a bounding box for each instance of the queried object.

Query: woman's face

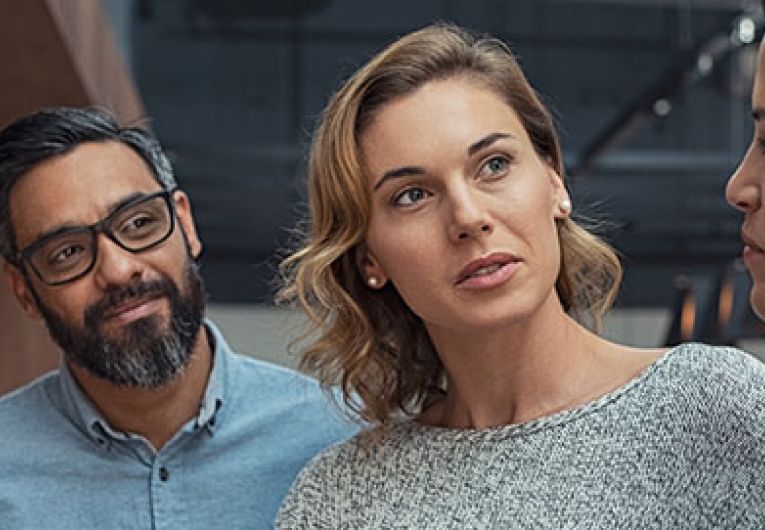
[358,78,570,334]
[727,37,765,320]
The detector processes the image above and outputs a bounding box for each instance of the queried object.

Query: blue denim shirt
[0,320,356,529]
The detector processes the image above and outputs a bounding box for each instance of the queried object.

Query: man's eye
[393,187,430,206]
[49,244,85,265]
[122,214,157,233]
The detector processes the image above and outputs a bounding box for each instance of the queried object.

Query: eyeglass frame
[15,187,179,286]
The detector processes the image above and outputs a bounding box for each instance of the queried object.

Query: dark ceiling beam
[182,26,678,52]
[552,0,747,8]
[552,0,753,11]
[569,12,760,177]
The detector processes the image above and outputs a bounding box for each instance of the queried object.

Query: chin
[440,308,538,333]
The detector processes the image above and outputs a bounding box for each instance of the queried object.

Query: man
[0,107,355,528]
[727,3,765,322]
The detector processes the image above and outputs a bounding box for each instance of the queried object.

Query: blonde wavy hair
[277,23,622,426]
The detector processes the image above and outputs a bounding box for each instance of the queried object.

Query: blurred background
[2,0,764,394]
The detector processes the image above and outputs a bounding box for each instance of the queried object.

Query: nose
[92,234,145,288]
[447,185,493,243]
[726,155,760,214]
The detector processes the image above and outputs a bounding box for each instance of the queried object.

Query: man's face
[4,141,206,387]
[727,38,765,320]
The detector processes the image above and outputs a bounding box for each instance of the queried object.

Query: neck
[422,292,658,429]
[67,325,213,451]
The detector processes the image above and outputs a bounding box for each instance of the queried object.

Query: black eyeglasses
[17,189,177,286]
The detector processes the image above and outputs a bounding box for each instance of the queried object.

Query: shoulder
[655,344,765,514]
[218,350,359,449]
[276,427,392,528]
[0,371,75,458]
[224,351,341,413]
[658,343,765,393]
[209,315,330,402]
[207,318,330,401]
[648,343,765,437]
[0,371,61,425]
[295,426,382,473]
[280,422,422,499]
[228,351,319,390]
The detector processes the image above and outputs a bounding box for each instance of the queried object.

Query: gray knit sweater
[276,344,765,529]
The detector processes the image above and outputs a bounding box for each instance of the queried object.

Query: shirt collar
[194,319,228,432]
[57,318,230,446]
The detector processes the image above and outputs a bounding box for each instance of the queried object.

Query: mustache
[85,277,177,325]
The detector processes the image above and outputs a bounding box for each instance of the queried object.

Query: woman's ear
[547,166,571,219]
[355,243,389,289]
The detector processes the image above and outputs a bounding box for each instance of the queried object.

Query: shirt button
[159,467,170,482]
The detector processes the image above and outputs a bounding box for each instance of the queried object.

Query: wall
[0,278,57,394]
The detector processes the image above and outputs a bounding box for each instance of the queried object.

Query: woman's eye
[393,187,430,206]
[480,155,511,178]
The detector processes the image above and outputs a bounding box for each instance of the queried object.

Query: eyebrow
[373,165,427,191]
[372,132,514,191]
[467,132,513,156]
[25,191,152,247]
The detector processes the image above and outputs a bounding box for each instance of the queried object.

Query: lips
[456,252,520,285]
[102,295,162,321]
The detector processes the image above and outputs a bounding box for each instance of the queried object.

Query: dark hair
[0,107,176,264]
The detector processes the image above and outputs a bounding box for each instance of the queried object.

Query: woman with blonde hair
[276,23,765,528]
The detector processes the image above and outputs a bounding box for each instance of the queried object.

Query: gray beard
[34,263,206,388]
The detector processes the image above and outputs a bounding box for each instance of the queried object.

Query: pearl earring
[367,276,379,288]
[560,198,572,215]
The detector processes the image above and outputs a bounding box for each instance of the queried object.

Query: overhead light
[653,98,672,117]
[697,53,714,76]
[733,16,757,45]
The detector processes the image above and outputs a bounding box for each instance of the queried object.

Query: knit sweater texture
[276,343,765,529]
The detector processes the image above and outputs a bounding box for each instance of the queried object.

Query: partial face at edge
[726,38,765,319]
[356,78,571,334]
